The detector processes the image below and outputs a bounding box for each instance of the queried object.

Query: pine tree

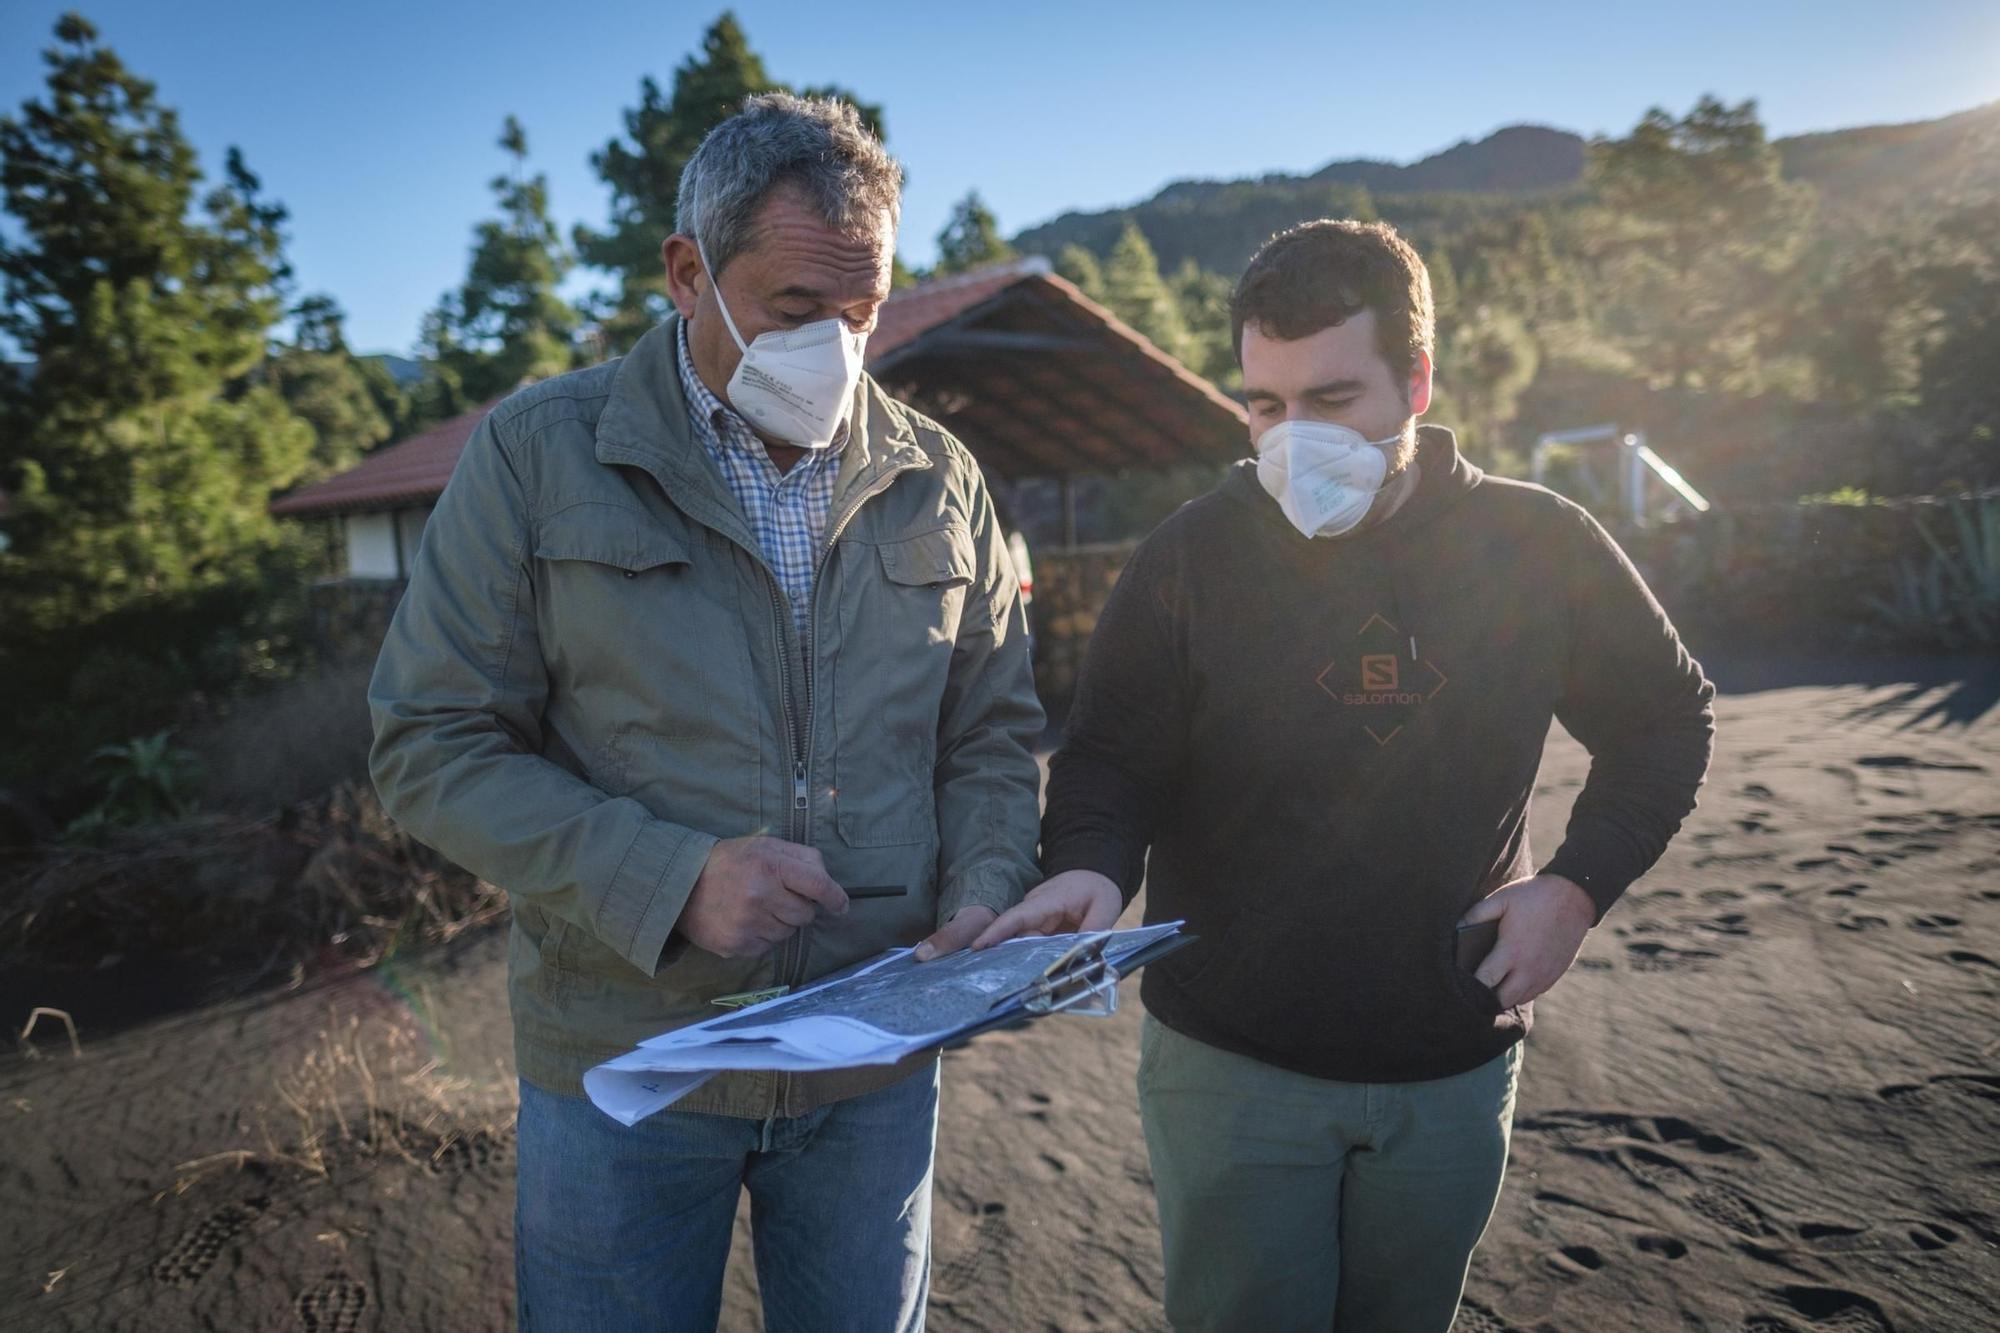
[576,13,887,351]
[1099,222,1192,363]
[0,14,313,631]
[1910,201,2000,488]
[427,116,578,403]
[267,295,398,480]
[0,14,317,769]
[1431,305,1539,471]
[934,191,1014,275]
[1586,96,1811,392]
[1167,258,1237,386]
[1054,244,1106,300]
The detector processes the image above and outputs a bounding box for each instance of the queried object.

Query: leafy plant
[66,730,203,836]
[1866,498,2000,648]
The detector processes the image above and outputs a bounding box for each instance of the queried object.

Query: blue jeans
[515,1063,940,1332]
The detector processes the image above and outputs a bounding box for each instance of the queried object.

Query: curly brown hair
[1230,220,1434,385]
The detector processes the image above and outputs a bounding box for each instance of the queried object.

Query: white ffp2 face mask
[1253,418,1403,538]
[701,244,867,449]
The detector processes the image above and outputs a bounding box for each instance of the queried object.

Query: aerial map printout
[585,923,1185,1124]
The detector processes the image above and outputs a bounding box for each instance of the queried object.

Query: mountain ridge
[1013,100,2000,275]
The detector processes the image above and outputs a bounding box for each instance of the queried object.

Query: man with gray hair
[368,93,1043,1330]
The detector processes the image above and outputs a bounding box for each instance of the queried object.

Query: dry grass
[164,1012,516,1202]
[262,1014,512,1179]
[0,780,507,976]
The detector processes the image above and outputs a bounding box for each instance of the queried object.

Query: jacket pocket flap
[536,512,691,573]
[877,524,975,587]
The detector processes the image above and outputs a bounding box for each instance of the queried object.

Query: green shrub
[1867,498,2000,649]
[63,730,204,838]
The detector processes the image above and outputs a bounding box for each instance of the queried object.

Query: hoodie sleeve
[1542,503,1716,921]
[1040,540,1189,905]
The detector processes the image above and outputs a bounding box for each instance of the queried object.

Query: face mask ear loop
[696,240,750,354]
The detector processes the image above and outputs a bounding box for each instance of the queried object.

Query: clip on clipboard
[933,924,1194,1054]
[992,932,1123,1018]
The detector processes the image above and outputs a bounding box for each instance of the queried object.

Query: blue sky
[5,0,1999,356]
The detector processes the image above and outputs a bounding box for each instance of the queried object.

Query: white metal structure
[1531,424,1711,526]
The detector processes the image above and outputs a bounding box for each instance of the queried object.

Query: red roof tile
[268,397,506,517]
[867,258,1052,359]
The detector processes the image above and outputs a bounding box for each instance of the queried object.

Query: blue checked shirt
[676,320,847,650]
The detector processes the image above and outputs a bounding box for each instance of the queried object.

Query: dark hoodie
[1041,426,1715,1083]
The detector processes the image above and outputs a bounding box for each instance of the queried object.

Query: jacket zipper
[612,426,925,1117]
[765,577,807,990]
[766,455,922,998]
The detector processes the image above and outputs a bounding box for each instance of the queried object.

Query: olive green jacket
[367,316,1044,1116]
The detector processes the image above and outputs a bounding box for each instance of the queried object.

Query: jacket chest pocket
[876,523,977,642]
[533,507,720,746]
[831,522,978,847]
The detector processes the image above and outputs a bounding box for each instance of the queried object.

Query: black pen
[846,884,906,900]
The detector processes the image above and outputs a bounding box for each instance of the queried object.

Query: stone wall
[1617,495,1993,653]
[1027,496,1992,718]
[1029,542,1141,717]
[306,578,406,663]
[300,496,1989,728]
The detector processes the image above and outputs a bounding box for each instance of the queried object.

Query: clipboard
[587,922,1195,1123]
[938,928,1196,1052]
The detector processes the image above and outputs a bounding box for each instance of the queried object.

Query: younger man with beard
[976,220,1715,1330]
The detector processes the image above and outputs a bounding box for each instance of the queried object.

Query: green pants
[1138,1015,1521,1332]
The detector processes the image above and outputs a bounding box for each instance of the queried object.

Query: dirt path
[4,673,1995,1330]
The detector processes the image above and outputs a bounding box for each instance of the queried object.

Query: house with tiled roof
[273,258,1242,554]
[270,258,1246,663]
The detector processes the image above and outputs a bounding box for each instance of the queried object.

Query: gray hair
[676,92,903,276]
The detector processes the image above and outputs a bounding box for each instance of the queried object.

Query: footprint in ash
[1697,912,1751,937]
[1543,1243,1606,1278]
[1625,940,1723,971]
[151,1195,272,1289]
[1798,1218,1962,1255]
[1452,1298,1519,1333]
[1743,1284,1897,1332]
[1876,1072,2000,1114]
[1521,1111,1779,1242]
[1633,1233,1689,1260]
[935,1202,1015,1293]
[377,1111,516,1175]
[296,1269,369,1333]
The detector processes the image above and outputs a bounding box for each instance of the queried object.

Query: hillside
[359,353,427,387]
[1014,100,2000,275]
[1308,123,1587,194]
[1777,100,2000,217]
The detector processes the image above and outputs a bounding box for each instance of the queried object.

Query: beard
[1385,418,1419,474]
